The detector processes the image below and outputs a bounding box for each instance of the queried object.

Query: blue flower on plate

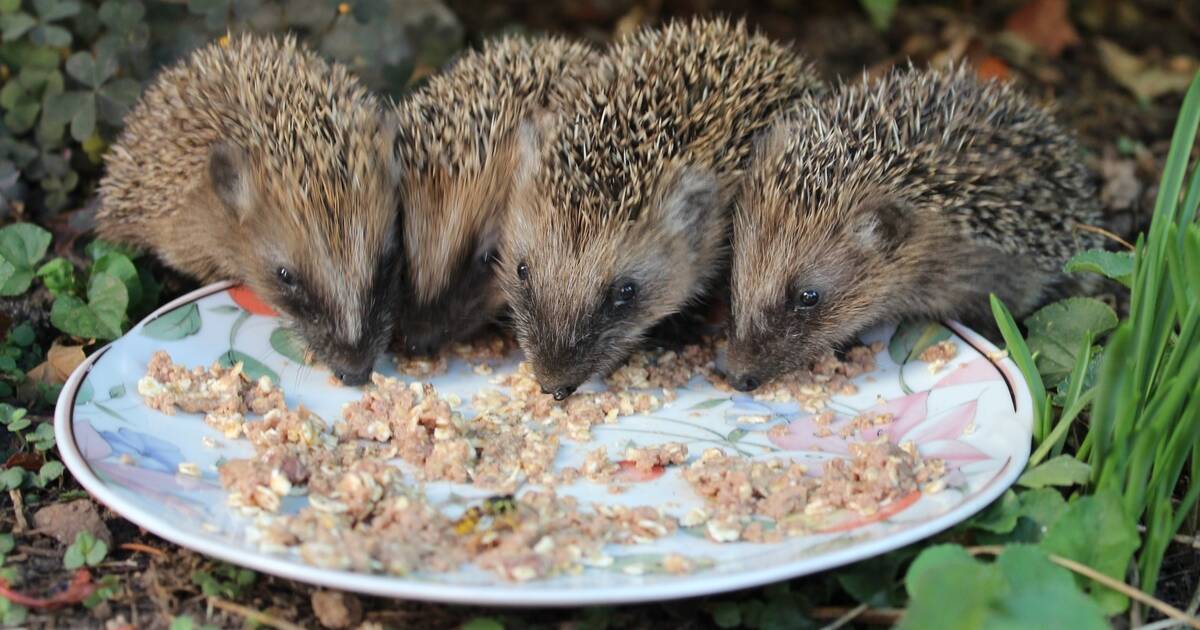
[99,427,185,474]
[721,395,802,432]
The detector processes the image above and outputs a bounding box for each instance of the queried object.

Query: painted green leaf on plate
[269,327,306,364]
[141,302,201,340]
[218,350,278,384]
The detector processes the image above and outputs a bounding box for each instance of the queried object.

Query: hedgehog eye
[793,289,820,311]
[276,266,297,288]
[517,261,529,282]
[610,280,638,308]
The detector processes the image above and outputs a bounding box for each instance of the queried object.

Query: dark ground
[3,1,1200,628]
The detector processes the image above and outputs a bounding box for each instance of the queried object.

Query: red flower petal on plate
[228,285,278,317]
[818,489,922,533]
[614,460,665,482]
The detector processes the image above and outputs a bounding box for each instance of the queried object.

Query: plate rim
[55,282,1033,607]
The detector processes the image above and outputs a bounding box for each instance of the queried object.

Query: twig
[119,543,167,558]
[818,602,870,630]
[809,606,904,626]
[206,597,307,630]
[16,545,60,558]
[9,490,27,532]
[968,546,1200,629]
[1075,223,1136,251]
[1135,526,1200,551]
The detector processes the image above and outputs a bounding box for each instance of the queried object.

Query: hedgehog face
[502,147,726,399]
[726,194,908,391]
[209,140,401,386]
[393,160,512,356]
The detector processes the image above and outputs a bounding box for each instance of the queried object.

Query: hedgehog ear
[852,197,911,251]
[209,141,254,222]
[660,164,721,247]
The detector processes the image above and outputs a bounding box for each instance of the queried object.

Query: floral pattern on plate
[55,282,1032,606]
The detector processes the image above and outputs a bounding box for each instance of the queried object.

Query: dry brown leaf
[1096,39,1197,103]
[25,342,87,387]
[1005,0,1081,58]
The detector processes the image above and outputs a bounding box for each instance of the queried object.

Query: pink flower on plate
[767,390,929,454]
[932,357,999,390]
[767,388,990,465]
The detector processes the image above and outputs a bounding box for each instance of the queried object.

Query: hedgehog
[724,64,1104,391]
[389,35,599,356]
[498,17,823,400]
[96,34,400,386]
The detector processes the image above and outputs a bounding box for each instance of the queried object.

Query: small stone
[312,590,363,629]
[33,499,112,546]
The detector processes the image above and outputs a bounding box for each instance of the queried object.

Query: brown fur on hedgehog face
[96,35,401,386]
[391,147,512,356]
[501,122,727,399]
[207,140,401,384]
[726,185,924,390]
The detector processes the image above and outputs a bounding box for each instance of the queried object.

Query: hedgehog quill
[389,35,599,356]
[725,65,1104,391]
[97,34,400,385]
[500,18,822,400]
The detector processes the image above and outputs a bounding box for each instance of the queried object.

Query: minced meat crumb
[141,332,939,581]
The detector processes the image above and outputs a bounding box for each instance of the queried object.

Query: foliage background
[0,0,1198,628]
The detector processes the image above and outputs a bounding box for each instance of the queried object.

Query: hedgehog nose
[732,375,761,392]
[335,367,371,387]
[540,384,577,400]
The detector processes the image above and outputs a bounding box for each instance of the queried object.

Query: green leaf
[1065,249,1134,287]
[28,421,55,449]
[1016,488,1068,533]
[0,533,12,554]
[0,0,19,12]
[1041,491,1140,614]
[142,303,201,341]
[725,428,747,443]
[859,0,898,30]
[68,92,96,142]
[33,0,81,21]
[1024,298,1118,387]
[993,545,1107,629]
[84,239,139,261]
[709,601,741,629]
[836,550,911,606]
[36,460,63,485]
[107,384,125,399]
[688,398,726,411]
[268,326,306,363]
[50,272,128,340]
[0,223,51,296]
[900,545,1004,630]
[462,619,504,630]
[8,322,34,347]
[0,12,34,40]
[1018,455,1091,488]
[0,598,27,626]
[218,350,277,383]
[33,23,70,47]
[65,50,116,89]
[0,467,24,490]
[887,320,952,365]
[85,538,108,565]
[64,531,106,569]
[970,490,1022,534]
[36,256,77,297]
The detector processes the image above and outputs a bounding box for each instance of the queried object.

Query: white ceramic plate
[55,282,1032,606]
